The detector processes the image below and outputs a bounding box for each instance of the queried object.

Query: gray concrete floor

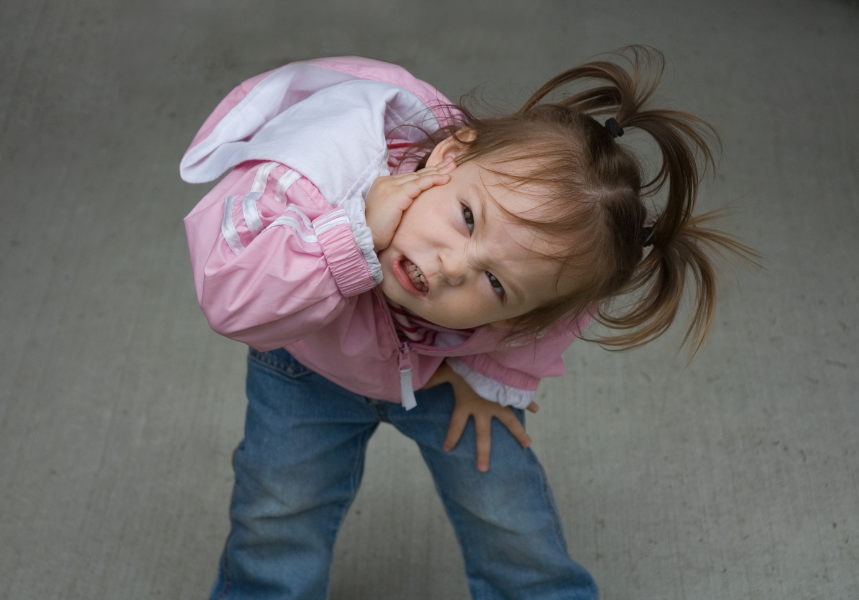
[1,0,857,598]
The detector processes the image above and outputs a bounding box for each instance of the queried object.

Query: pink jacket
[181,56,585,408]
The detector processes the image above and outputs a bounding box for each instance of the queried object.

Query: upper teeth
[411,264,426,283]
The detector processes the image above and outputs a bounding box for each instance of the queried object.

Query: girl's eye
[487,272,505,297]
[462,205,474,233]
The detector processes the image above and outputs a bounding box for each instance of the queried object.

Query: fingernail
[478,463,488,472]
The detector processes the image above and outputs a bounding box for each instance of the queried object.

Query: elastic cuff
[314,209,376,296]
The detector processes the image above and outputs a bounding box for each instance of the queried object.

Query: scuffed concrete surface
[0,1,857,598]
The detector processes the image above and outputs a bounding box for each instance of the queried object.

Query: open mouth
[392,256,429,296]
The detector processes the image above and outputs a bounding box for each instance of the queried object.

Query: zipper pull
[398,344,417,410]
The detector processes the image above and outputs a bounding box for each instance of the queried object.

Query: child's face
[378,139,572,330]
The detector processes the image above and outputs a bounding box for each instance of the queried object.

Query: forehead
[457,155,545,213]
[462,159,555,249]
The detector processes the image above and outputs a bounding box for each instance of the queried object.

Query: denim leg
[385,384,598,600]
[210,348,380,600]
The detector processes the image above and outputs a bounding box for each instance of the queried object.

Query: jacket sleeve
[184,160,378,350]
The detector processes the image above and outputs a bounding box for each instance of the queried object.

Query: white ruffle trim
[446,358,536,410]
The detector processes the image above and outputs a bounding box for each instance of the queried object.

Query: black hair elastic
[641,225,655,247]
[604,117,624,138]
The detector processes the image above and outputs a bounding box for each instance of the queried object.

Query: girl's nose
[439,247,468,286]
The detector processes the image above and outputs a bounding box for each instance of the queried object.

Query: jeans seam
[210,446,244,600]
[325,425,377,545]
[530,451,570,556]
[210,551,232,600]
[423,461,475,580]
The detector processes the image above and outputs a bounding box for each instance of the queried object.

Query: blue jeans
[210,348,597,600]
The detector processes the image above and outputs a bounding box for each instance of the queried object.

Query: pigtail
[598,211,754,355]
[568,47,755,355]
[514,46,755,355]
[598,95,720,353]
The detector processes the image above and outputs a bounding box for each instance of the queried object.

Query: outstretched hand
[366,159,455,253]
[423,362,540,472]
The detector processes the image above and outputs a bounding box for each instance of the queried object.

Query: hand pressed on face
[365,159,455,253]
[423,362,539,472]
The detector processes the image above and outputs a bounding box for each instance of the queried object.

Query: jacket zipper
[398,343,417,410]
[372,287,484,410]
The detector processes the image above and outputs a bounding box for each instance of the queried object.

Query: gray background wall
[1,0,857,598]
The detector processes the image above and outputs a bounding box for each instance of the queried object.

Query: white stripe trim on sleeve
[251,162,279,194]
[267,216,318,243]
[221,195,245,256]
[242,191,264,237]
[314,209,350,235]
[314,216,350,235]
[275,170,301,203]
[313,208,346,226]
[286,204,314,231]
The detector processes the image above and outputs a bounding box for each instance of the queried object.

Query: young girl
[181,46,747,600]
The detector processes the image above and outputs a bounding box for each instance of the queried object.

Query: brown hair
[395,46,755,356]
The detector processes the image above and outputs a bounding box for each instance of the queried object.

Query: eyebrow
[470,182,526,306]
